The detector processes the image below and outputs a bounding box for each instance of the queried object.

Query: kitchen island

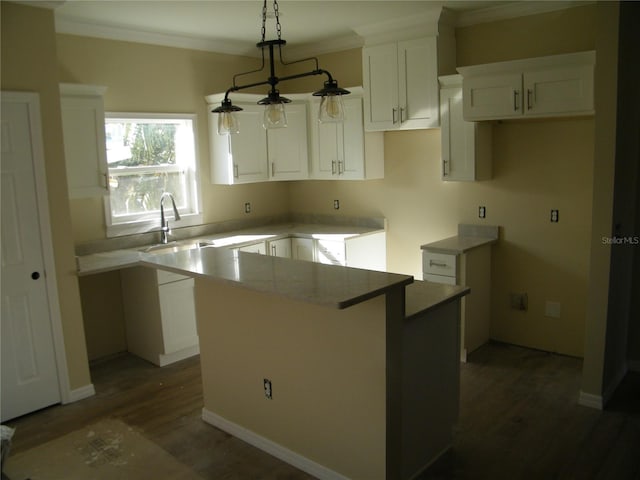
[142,247,469,480]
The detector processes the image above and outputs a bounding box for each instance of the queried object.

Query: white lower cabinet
[291,237,315,262]
[316,232,387,272]
[268,237,292,258]
[237,241,267,255]
[231,232,386,271]
[422,246,491,361]
[121,267,199,366]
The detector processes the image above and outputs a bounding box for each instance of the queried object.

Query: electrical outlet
[510,293,528,311]
[550,209,559,223]
[545,301,561,318]
[244,202,251,214]
[479,206,486,219]
[263,378,272,399]
[333,199,340,210]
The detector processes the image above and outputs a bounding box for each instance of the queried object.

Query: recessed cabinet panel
[363,43,399,130]
[463,73,522,121]
[229,105,269,183]
[524,65,594,116]
[268,102,309,181]
[400,37,439,126]
[59,85,109,198]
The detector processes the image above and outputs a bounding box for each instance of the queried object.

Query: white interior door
[1,92,61,421]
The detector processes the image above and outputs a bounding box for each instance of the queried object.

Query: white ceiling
[51,0,590,57]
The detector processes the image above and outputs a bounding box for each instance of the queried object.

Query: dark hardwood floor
[5,343,640,479]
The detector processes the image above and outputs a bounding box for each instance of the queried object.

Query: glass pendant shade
[217,111,240,135]
[318,94,345,123]
[263,102,287,129]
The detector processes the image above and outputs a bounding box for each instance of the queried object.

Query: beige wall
[1,2,91,390]
[289,5,598,357]
[195,280,387,479]
[56,34,290,243]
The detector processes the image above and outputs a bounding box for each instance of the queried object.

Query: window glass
[104,114,200,236]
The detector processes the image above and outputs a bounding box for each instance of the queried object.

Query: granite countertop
[420,224,499,255]
[405,280,470,319]
[142,247,413,310]
[76,222,384,276]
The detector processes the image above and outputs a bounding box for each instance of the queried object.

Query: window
[104,113,201,237]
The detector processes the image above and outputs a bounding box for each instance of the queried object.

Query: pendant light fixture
[212,0,350,134]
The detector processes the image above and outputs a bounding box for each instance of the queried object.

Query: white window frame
[104,112,202,238]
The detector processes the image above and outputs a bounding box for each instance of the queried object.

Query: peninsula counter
[140,247,467,480]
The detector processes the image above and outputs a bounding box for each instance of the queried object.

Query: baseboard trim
[201,408,350,480]
[158,344,200,367]
[578,391,603,409]
[66,383,96,403]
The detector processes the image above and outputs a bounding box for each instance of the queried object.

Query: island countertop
[141,247,413,309]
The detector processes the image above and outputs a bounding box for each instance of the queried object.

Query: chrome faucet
[159,192,181,244]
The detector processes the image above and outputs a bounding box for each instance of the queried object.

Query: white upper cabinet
[207,93,308,185]
[439,75,492,182]
[267,102,309,181]
[357,8,456,132]
[208,101,268,184]
[59,84,109,198]
[309,90,383,180]
[362,37,439,131]
[458,51,595,121]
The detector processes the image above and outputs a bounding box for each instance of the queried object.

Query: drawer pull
[429,260,449,268]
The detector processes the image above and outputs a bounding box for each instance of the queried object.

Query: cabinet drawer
[423,273,457,285]
[422,251,457,277]
[156,269,190,285]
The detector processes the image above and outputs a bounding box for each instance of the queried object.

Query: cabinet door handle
[400,107,405,123]
[514,90,520,111]
[392,107,398,124]
[271,245,276,256]
[233,164,239,178]
[331,160,337,175]
[429,260,449,268]
[271,162,275,177]
[338,161,344,174]
[443,159,449,177]
[527,89,533,110]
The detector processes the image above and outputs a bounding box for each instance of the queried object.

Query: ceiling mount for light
[212,0,350,134]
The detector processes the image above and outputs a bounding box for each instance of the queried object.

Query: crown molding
[55,17,257,57]
[285,34,364,60]
[353,7,443,45]
[456,0,596,28]
[12,0,65,9]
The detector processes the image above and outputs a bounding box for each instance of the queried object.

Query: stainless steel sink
[139,241,212,255]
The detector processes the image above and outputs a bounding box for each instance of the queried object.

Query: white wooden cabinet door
[158,278,198,356]
[237,241,267,255]
[268,237,292,258]
[229,105,268,183]
[291,237,315,262]
[312,111,342,179]
[523,64,594,117]
[267,102,309,181]
[340,97,366,179]
[315,239,346,266]
[60,86,109,198]
[398,37,439,129]
[462,73,522,121]
[210,104,268,184]
[362,43,399,131]
[440,77,492,182]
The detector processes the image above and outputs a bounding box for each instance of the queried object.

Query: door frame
[2,91,72,404]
